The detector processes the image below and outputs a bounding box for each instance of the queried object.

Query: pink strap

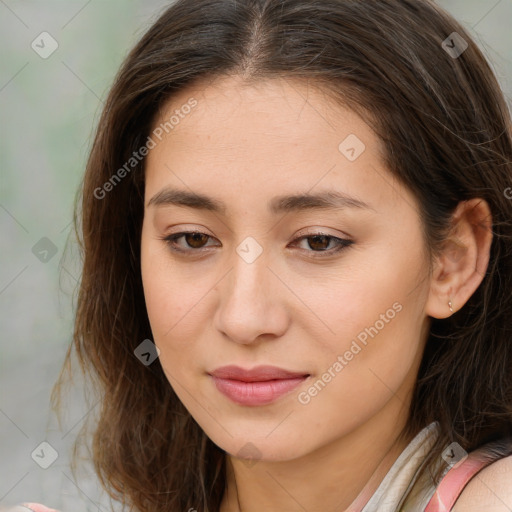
[424,450,497,512]
[20,503,59,512]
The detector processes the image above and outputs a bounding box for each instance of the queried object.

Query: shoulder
[452,454,512,511]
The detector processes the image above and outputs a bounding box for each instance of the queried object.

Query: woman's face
[141,75,432,461]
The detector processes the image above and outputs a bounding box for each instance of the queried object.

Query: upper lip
[209,365,310,382]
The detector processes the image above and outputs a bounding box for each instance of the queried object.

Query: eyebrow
[147,187,374,214]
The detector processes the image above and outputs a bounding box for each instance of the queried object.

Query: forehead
[144,75,407,215]
[150,74,377,151]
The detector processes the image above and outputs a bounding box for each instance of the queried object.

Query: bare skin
[140,75,493,511]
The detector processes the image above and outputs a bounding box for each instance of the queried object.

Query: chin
[205,427,312,464]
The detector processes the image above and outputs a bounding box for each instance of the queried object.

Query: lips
[209,365,310,406]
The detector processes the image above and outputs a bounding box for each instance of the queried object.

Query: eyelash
[160,230,354,258]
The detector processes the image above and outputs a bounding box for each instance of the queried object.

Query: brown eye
[306,235,331,251]
[184,232,209,249]
[291,232,354,258]
[163,231,218,252]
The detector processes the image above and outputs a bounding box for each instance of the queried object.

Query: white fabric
[361,422,441,512]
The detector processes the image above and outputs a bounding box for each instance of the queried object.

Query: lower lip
[211,375,309,406]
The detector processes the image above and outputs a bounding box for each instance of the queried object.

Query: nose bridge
[220,230,265,281]
[214,236,288,343]
[227,236,271,310]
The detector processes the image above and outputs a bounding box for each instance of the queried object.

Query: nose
[213,247,290,345]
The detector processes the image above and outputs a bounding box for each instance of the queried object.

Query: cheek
[297,244,427,395]
[141,259,199,397]
[294,253,422,352]
[140,238,216,373]
[141,238,185,345]
[292,299,424,452]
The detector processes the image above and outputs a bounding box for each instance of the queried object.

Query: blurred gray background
[1,1,511,510]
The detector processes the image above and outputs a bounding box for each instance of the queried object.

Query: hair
[51,0,512,510]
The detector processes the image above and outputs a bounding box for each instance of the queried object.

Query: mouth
[208,365,310,406]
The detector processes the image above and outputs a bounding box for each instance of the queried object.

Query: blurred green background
[1,1,511,510]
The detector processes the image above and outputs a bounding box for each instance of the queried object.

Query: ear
[425,198,493,319]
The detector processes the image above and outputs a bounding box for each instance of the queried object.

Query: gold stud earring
[448,299,453,313]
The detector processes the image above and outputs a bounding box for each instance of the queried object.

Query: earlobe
[425,199,493,319]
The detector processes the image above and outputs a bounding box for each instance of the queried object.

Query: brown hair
[52,0,512,510]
